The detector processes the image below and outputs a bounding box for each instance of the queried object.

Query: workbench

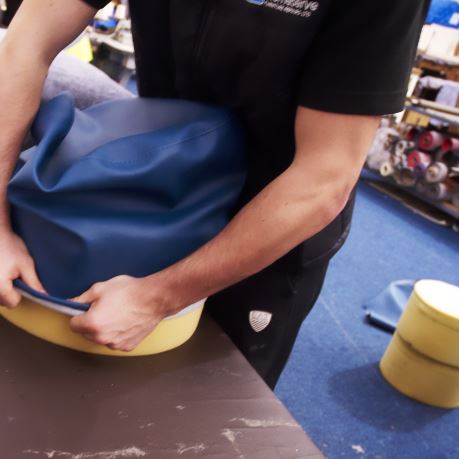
[0,313,323,458]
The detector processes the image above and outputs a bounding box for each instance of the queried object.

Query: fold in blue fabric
[363,280,415,333]
[8,94,247,303]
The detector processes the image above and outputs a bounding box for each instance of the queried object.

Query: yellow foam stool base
[380,332,459,409]
[0,298,204,357]
[397,280,459,367]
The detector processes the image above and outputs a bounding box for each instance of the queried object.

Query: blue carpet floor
[426,0,459,27]
[276,182,459,459]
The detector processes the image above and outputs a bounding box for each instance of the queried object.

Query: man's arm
[0,0,97,306]
[71,107,380,351]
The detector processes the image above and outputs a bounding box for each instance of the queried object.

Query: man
[0,0,430,388]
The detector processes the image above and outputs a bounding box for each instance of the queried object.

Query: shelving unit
[365,98,459,229]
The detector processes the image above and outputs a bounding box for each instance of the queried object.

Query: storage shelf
[362,168,459,222]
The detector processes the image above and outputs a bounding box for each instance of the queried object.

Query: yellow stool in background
[380,280,459,409]
[66,35,93,63]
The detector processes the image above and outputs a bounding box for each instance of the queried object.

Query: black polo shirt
[84,0,429,202]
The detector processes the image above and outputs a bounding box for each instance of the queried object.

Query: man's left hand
[69,275,172,352]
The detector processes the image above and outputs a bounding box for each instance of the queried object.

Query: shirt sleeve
[298,0,431,116]
[80,0,111,9]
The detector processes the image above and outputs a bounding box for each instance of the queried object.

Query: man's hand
[69,275,173,352]
[0,231,45,308]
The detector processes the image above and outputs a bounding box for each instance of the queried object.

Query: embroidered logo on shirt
[246,0,320,18]
[249,310,273,333]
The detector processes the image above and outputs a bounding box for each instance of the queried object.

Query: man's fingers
[71,316,122,348]
[19,263,46,293]
[0,282,22,308]
[70,284,101,304]
[70,292,90,304]
[70,312,95,334]
[105,337,138,352]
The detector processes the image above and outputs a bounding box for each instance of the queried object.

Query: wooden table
[0,313,323,458]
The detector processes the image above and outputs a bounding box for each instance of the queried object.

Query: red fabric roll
[407,150,432,169]
[418,131,444,151]
[441,137,459,153]
[406,127,421,142]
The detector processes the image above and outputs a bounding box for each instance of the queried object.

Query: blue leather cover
[363,280,415,333]
[8,95,246,302]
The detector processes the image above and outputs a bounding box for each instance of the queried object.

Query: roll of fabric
[394,168,417,187]
[418,130,445,152]
[380,161,395,177]
[405,127,421,142]
[366,128,397,171]
[442,137,459,153]
[395,140,416,156]
[391,152,406,168]
[406,151,432,177]
[425,182,454,201]
[415,180,429,195]
[413,162,430,178]
[425,162,449,183]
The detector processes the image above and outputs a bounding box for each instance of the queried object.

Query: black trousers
[207,190,356,389]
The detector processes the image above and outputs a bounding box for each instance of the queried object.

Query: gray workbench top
[0,313,323,458]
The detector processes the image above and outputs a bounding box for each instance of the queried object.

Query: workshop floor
[276,181,459,459]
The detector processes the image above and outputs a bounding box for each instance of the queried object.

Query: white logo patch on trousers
[246,0,320,19]
[249,310,273,333]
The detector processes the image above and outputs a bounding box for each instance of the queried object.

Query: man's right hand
[0,230,45,308]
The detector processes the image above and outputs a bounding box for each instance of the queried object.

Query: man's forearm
[0,0,97,232]
[0,47,47,230]
[150,160,358,312]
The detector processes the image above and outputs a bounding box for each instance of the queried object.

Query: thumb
[69,287,97,305]
[2,281,22,308]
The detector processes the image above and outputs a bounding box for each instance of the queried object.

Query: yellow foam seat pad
[0,298,204,357]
